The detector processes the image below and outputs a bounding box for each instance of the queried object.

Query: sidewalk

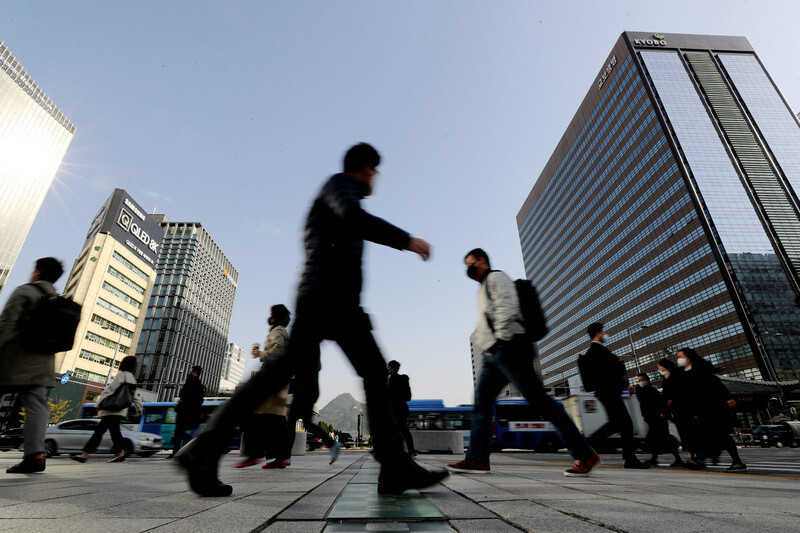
[1,449,798,532]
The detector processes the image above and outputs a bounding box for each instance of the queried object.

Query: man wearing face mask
[578,323,649,469]
[448,249,599,477]
[168,366,205,458]
[175,143,447,497]
[635,373,683,467]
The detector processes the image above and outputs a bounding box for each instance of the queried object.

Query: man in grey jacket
[0,257,64,474]
[447,249,600,477]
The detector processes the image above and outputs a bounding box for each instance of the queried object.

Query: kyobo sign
[634,33,667,47]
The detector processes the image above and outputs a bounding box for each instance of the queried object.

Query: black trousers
[83,415,123,454]
[592,392,637,462]
[172,413,199,454]
[392,405,415,454]
[192,291,404,463]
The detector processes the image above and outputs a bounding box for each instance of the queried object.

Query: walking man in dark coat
[169,365,204,457]
[578,322,649,469]
[175,143,447,496]
[387,360,415,456]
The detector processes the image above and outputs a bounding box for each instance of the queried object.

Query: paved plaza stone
[0,449,798,532]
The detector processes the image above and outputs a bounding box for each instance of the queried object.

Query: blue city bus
[492,398,565,452]
[407,399,472,449]
[78,398,240,450]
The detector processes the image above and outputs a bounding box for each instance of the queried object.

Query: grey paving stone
[448,518,526,532]
[422,487,495,519]
[262,521,326,533]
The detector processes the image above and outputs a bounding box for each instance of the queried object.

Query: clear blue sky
[2,1,799,408]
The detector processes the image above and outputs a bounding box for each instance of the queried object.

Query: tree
[19,399,73,425]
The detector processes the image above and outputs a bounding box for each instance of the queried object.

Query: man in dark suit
[168,365,205,457]
[578,322,649,469]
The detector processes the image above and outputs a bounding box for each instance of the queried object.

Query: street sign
[60,374,70,385]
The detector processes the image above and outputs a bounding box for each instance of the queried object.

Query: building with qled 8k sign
[135,217,238,401]
[517,32,800,394]
[56,190,162,385]
[0,42,76,294]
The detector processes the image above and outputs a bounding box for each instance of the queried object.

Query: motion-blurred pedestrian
[387,360,415,457]
[635,373,683,467]
[167,365,205,458]
[578,323,649,469]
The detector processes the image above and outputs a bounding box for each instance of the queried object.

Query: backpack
[514,278,549,342]
[485,272,549,343]
[18,284,82,353]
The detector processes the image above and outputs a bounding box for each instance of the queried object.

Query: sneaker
[378,457,449,494]
[285,458,292,466]
[445,458,490,474]
[725,462,747,472]
[669,459,685,468]
[328,441,341,465]
[564,451,601,477]
[6,454,46,474]
[262,459,287,469]
[232,458,261,468]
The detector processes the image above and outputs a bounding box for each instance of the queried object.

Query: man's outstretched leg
[174,353,293,496]
[336,311,448,494]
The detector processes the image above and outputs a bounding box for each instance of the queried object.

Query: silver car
[44,419,163,457]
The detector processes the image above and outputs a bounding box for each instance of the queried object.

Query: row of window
[102,281,141,309]
[107,265,145,295]
[96,297,137,324]
[113,251,149,281]
[84,331,129,354]
[89,314,133,339]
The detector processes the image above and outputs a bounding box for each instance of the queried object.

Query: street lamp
[101,325,123,385]
[625,323,649,375]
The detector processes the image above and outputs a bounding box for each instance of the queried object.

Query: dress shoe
[173,439,232,497]
[6,454,46,474]
[623,460,651,469]
[108,454,126,463]
[70,455,88,463]
[377,457,449,495]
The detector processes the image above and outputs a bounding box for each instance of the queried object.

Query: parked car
[0,427,25,451]
[44,419,163,457]
[751,424,794,448]
[306,433,324,451]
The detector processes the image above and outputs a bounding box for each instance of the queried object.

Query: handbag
[97,382,135,411]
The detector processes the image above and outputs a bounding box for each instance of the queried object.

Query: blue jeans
[467,335,592,463]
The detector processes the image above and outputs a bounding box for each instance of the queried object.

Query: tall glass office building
[517,32,800,392]
[135,217,238,400]
[0,42,75,293]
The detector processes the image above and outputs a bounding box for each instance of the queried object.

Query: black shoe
[377,457,449,495]
[725,462,747,472]
[108,454,126,463]
[6,455,46,474]
[669,459,685,468]
[623,460,650,469]
[173,439,232,497]
[685,458,707,470]
[70,455,88,463]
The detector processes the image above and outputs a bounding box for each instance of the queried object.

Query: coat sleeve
[322,176,410,251]
[486,272,521,342]
[261,327,288,361]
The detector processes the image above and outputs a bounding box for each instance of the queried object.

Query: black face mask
[267,317,275,326]
[466,265,479,280]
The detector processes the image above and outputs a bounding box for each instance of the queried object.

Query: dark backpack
[18,284,82,353]
[485,273,549,343]
[514,278,549,342]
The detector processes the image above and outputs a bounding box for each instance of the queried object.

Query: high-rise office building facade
[57,190,162,384]
[517,32,800,392]
[219,343,247,394]
[136,218,238,400]
[0,42,76,293]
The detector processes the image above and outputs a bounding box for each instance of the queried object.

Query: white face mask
[677,357,688,367]
[637,381,648,387]
[659,370,670,378]
[601,334,610,344]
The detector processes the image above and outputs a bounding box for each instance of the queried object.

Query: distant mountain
[318,393,369,435]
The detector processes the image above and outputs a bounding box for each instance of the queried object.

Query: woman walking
[71,356,143,463]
